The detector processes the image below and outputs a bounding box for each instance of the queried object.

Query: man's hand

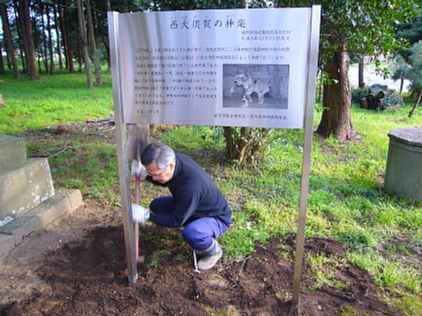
[131,160,148,181]
[131,204,150,224]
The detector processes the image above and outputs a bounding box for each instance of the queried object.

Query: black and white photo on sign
[223,64,289,109]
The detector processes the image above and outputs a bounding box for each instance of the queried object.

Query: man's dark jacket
[148,153,232,227]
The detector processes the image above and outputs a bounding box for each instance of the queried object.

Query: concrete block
[385,128,422,200]
[0,135,27,173]
[0,189,83,260]
[0,158,55,218]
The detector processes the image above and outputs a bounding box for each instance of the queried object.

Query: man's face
[146,161,175,184]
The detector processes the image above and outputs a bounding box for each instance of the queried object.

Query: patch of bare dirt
[0,221,402,316]
[0,200,120,308]
[376,235,422,271]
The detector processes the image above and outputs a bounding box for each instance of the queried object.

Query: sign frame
[108,5,321,305]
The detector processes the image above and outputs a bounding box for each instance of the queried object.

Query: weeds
[308,254,346,290]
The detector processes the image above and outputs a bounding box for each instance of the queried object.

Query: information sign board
[116,8,311,128]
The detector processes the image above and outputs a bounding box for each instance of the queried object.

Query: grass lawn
[1,72,421,315]
[0,72,113,133]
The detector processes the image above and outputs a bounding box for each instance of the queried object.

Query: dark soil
[1,224,401,316]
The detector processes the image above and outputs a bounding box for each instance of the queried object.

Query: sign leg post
[108,12,138,285]
[290,5,321,313]
[117,124,139,285]
[128,124,149,265]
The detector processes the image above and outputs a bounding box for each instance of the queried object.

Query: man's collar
[166,154,181,185]
[172,154,181,179]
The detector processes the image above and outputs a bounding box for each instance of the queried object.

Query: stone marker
[0,135,26,173]
[0,189,82,259]
[0,135,83,261]
[0,158,55,218]
[385,128,422,200]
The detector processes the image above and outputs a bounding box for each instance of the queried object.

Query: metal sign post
[291,5,321,309]
[108,12,139,284]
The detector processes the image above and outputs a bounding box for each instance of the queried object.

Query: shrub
[383,92,404,107]
[352,87,370,103]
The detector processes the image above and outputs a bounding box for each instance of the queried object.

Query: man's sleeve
[150,212,180,228]
[172,189,200,227]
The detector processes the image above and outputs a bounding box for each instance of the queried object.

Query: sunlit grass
[0,72,113,133]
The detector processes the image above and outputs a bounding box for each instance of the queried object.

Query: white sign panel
[115,8,312,128]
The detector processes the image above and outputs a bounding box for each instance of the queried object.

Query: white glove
[131,160,148,181]
[131,204,150,224]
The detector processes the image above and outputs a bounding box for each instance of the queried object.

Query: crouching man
[131,143,232,271]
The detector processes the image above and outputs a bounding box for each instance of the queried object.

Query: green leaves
[391,41,422,91]
[318,0,420,62]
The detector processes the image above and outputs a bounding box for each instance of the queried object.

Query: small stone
[206,273,228,288]
[226,305,240,316]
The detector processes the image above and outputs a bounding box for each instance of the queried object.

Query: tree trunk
[46,4,55,74]
[316,45,353,141]
[222,0,272,165]
[12,0,26,73]
[103,38,110,70]
[0,42,5,74]
[408,90,422,118]
[37,51,42,72]
[399,75,404,96]
[77,37,82,72]
[40,4,49,74]
[18,0,39,79]
[0,3,19,77]
[76,0,92,87]
[4,41,11,70]
[53,1,63,70]
[58,2,74,72]
[223,127,270,165]
[86,0,102,85]
[223,127,236,160]
[106,0,112,71]
[358,56,365,88]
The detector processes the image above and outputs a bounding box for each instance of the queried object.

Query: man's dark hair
[141,143,175,170]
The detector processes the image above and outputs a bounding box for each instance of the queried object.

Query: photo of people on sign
[223,64,289,109]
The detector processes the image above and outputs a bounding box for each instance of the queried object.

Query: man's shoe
[197,240,223,271]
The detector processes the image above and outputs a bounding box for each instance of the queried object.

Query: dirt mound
[1,225,401,316]
[286,235,346,257]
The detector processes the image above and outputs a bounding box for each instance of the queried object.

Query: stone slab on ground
[0,158,55,218]
[0,135,27,173]
[0,189,83,260]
